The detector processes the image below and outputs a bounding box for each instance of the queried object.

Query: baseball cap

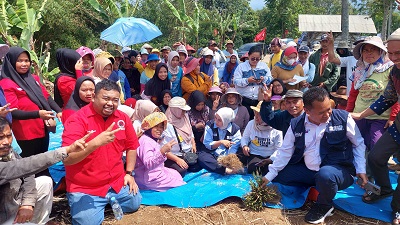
[298,45,310,53]
[284,90,303,98]
[321,34,328,41]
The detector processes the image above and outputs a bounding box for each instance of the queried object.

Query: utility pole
[341,0,349,44]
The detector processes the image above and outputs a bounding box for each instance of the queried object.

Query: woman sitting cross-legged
[198,107,242,175]
[135,112,186,191]
[238,101,283,174]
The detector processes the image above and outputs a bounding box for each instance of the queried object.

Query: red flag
[254,28,266,42]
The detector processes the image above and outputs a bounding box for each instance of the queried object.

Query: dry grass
[50,195,390,225]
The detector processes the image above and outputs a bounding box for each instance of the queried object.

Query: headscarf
[188,90,209,125]
[167,51,179,75]
[53,48,81,107]
[200,57,214,76]
[215,107,235,130]
[350,44,392,90]
[227,54,238,74]
[158,89,172,111]
[275,46,298,71]
[64,76,94,111]
[144,63,170,98]
[132,100,158,121]
[92,57,112,80]
[118,105,135,119]
[1,47,52,111]
[271,78,287,96]
[165,107,193,143]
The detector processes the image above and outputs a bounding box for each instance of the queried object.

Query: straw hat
[141,112,168,131]
[250,101,263,112]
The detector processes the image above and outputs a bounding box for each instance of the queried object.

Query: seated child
[135,112,186,191]
[238,101,283,174]
[198,107,242,175]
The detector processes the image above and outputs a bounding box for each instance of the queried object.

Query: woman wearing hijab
[0,47,62,176]
[270,78,287,96]
[162,97,198,176]
[143,63,171,104]
[135,112,186,191]
[220,88,249,134]
[347,36,398,163]
[188,91,210,150]
[121,57,141,96]
[271,46,305,90]
[132,100,160,136]
[53,48,82,108]
[140,54,160,93]
[200,49,219,86]
[221,54,238,85]
[167,51,184,97]
[62,76,95,124]
[239,101,282,174]
[92,57,113,83]
[158,89,172,113]
[198,107,242,175]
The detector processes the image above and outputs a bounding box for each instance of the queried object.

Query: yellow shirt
[268,50,283,70]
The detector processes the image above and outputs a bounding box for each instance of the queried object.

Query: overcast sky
[250,0,265,10]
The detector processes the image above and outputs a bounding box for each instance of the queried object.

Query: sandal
[392,211,400,225]
[362,191,393,204]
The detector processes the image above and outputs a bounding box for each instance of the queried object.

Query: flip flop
[362,191,393,204]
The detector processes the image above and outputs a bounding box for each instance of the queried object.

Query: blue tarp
[48,121,397,222]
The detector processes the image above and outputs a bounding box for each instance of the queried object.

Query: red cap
[124,98,137,109]
[284,46,298,57]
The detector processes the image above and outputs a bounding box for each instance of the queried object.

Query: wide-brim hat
[250,101,263,112]
[185,44,195,52]
[146,54,160,63]
[168,97,191,111]
[141,112,168,131]
[353,36,387,60]
[387,28,400,42]
[221,88,243,105]
[284,90,303,98]
[140,48,149,55]
[142,43,153,49]
[225,40,234,46]
[161,46,171,52]
[330,86,348,100]
[76,46,95,61]
[337,41,349,49]
[209,86,223,94]
[183,57,200,74]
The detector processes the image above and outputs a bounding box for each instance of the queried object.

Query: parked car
[237,42,268,58]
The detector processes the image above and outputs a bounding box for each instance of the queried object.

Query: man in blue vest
[261,87,367,224]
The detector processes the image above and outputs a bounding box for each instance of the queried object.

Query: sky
[250,0,265,10]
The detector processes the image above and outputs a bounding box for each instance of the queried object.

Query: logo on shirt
[294,132,303,137]
[328,125,343,132]
[117,120,125,130]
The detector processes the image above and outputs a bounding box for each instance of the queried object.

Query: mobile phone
[254,78,261,81]
[356,178,381,195]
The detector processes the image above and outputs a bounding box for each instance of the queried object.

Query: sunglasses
[250,57,261,62]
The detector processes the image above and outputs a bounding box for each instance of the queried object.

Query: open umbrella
[100,17,162,47]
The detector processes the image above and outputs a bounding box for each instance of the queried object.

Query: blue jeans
[67,186,142,225]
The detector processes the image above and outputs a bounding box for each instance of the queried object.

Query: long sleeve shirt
[264,114,366,182]
[203,122,241,156]
[260,100,298,137]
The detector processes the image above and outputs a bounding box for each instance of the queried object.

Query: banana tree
[88,0,139,25]
[163,0,207,49]
[0,0,57,82]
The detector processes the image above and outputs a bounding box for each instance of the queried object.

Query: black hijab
[64,76,95,111]
[271,78,287,96]
[158,89,172,112]
[144,63,170,97]
[188,90,207,121]
[1,47,52,111]
[54,48,81,107]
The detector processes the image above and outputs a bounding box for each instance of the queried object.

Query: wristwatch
[126,170,135,177]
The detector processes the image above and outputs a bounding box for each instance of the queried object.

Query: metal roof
[298,14,377,34]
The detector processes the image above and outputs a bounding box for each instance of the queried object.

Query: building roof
[298,14,377,34]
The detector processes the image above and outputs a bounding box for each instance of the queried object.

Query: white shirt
[339,56,358,96]
[161,124,194,156]
[265,113,366,182]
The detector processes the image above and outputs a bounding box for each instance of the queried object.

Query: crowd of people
[2,28,400,225]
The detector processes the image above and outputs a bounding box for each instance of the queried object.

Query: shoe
[304,203,334,224]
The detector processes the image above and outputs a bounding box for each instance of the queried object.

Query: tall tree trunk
[341,0,349,43]
[382,0,390,41]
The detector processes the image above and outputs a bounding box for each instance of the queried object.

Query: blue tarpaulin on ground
[48,121,396,222]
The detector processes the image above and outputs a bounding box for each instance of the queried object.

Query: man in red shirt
[62,79,141,225]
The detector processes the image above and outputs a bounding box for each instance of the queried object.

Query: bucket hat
[353,36,387,60]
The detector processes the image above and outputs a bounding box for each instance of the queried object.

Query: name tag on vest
[294,132,303,137]
[328,125,344,132]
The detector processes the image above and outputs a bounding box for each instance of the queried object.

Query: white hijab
[215,107,235,129]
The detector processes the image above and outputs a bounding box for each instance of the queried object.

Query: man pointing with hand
[62,79,142,225]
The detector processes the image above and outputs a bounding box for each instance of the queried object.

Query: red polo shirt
[62,103,139,197]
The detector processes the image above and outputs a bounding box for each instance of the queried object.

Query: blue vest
[206,120,240,143]
[289,109,354,168]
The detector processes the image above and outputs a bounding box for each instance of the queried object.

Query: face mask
[287,59,296,65]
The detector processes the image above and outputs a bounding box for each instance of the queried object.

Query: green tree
[87,0,139,25]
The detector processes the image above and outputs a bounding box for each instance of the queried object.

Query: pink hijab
[165,107,193,143]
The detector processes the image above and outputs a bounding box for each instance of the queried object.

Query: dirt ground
[50,194,390,225]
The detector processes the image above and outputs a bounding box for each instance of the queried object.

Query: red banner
[254,28,266,42]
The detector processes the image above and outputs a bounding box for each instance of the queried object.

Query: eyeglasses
[250,57,261,62]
